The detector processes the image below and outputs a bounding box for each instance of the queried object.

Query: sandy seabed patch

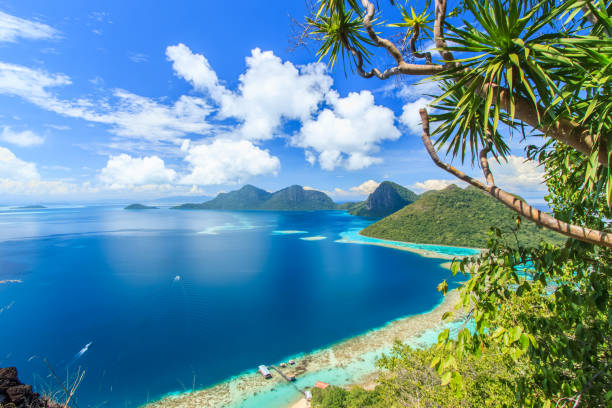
[144,289,462,408]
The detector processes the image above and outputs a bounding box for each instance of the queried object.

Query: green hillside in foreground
[361,185,565,248]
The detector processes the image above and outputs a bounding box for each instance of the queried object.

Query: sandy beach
[144,288,462,408]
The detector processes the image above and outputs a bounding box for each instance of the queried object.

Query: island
[124,204,158,210]
[343,181,418,218]
[172,184,337,211]
[14,205,47,209]
[361,184,564,248]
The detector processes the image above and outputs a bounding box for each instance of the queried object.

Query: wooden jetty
[270,365,296,382]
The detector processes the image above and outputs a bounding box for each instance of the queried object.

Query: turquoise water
[0,207,469,407]
[338,228,481,257]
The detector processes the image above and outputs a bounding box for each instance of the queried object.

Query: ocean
[0,206,477,407]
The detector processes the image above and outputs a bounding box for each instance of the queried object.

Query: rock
[0,366,65,408]
[0,366,19,390]
[6,384,33,405]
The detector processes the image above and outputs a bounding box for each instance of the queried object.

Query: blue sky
[0,0,547,203]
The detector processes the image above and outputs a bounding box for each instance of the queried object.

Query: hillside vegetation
[172,184,336,211]
[362,185,564,248]
[348,181,418,218]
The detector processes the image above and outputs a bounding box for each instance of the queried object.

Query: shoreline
[144,288,462,408]
[144,232,475,408]
[335,229,482,260]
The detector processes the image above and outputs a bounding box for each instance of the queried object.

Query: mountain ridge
[361,184,564,248]
[348,181,419,218]
[172,184,335,211]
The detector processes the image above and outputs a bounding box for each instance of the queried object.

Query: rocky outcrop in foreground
[0,367,63,408]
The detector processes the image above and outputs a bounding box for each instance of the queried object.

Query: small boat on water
[289,359,295,365]
[280,362,287,368]
[258,365,272,379]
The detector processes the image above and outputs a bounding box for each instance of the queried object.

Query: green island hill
[361,184,564,248]
[124,204,159,210]
[345,181,419,218]
[172,184,336,211]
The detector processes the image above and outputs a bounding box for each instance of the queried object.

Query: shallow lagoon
[0,207,466,407]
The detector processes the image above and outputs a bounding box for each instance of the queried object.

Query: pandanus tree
[303,0,611,405]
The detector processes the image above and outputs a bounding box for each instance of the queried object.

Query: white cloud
[167,45,333,141]
[99,154,177,189]
[308,180,381,199]
[1,127,44,146]
[0,146,77,195]
[166,43,225,97]
[0,62,213,142]
[0,146,39,180]
[399,97,431,135]
[409,156,546,195]
[293,90,400,170]
[0,11,59,43]
[410,179,462,192]
[180,139,280,185]
[348,179,380,195]
[490,155,546,192]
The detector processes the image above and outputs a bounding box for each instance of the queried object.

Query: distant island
[172,185,336,211]
[14,205,46,209]
[343,181,419,218]
[124,204,158,210]
[361,184,564,248]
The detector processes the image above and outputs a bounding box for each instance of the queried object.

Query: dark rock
[0,367,19,390]
[6,384,33,404]
[0,367,65,408]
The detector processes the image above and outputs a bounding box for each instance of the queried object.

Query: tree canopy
[304,0,611,405]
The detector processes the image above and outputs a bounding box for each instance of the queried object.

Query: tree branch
[409,25,432,64]
[347,0,606,166]
[434,0,454,62]
[359,0,445,76]
[480,133,495,186]
[419,108,612,248]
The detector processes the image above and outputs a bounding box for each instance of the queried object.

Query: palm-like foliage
[308,4,375,69]
[388,3,434,41]
[316,0,362,17]
[434,0,569,153]
[430,81,512,164]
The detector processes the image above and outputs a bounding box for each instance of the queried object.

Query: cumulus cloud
[167,45,333,140]
[0,11,59,43]
[0,146,78,194]
[307,180,381,199]
[1,127,44,146]
[490,155,546,192]
[0,146,39,180]
[293,91,400,170]
[410,179,463,192]
[99,154,177,189]
[409,156,546,195]
[399,97,431,135]
[166,43,225,97]
[348,179,380,195]
[180,139,280,185]
[0,62,212,142]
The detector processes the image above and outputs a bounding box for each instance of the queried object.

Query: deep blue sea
[0,206,471,407]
